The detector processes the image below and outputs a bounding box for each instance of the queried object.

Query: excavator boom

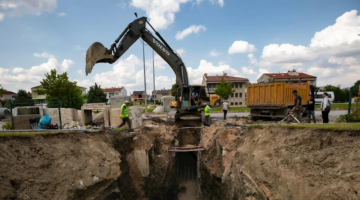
[85,17,189,87]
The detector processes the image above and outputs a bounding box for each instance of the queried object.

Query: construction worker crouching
[204,103,211,126]
[118,100,132,130]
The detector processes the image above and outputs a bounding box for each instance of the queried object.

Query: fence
[5,98,62,130]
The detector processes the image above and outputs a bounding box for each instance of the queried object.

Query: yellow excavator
[85,15,211,123]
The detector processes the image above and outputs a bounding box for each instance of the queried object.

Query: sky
[0,0,359,95]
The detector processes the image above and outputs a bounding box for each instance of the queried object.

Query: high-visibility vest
[121,104,129,118]
[205,105,211,116]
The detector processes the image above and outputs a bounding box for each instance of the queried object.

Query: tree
[0,84,3,98]
[41,69,84,109]
[87,83,107,103]
[214,76,235,100]
[352,80,360,97]
[12,89,34,107]
[171,83,181,98]
[324,85,347,103]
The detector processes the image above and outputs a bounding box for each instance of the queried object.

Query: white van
[314,91,335,104]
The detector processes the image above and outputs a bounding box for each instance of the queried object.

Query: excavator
[85,15,210,123]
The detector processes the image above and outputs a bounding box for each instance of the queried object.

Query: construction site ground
[1,115,360,200]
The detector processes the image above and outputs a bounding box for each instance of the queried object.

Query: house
[102,87,127,103]
[257,70,317,86]
[152,89,172,101]
[202,73,249,107]
[130,91,151,104]
[31,85,87,103]
[0,90,17,100]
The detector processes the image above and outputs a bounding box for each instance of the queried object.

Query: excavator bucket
[85,42,114,75]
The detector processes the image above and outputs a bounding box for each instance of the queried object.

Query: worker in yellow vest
[204,103,211,126]
[118,100,132,130]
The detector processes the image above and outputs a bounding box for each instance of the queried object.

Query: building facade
[0,90,17,100]
[102,87,127,103]
[202,73,249,107]
[152,89,172,101]
[31,85,87,103]
[257,71,317,86]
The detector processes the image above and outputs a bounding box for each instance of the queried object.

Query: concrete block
[81,104,111,126]
[134,150,149,177]
[13,114,41,130]
[46,108,80,126]
[110,107,142,128]
[110,95,131,108]
[161,96,175,112]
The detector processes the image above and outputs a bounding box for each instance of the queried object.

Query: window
[135,99,137,101]
[231,102,234,105]
[240,102,243,105]
[240,93,242,98]
[231,93,234,97]
[235,102,238,105]
[240,83,242,88]
[235,93,238,97]
[235,83,238,88]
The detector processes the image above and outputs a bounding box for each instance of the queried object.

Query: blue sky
[0,0,359,95]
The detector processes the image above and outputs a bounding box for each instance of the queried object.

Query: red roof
[264,72,316,79]
[102,87,123,93]
[2,90,16,95]
[155,89,171,94]
[205,74,249,82]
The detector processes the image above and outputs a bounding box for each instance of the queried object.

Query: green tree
[0,84,3,98]
[352,80,360,97]
[12,89,34,107]
[171,83,181,98]
[214,76,235,100]
[41,69,84,109]
[87,83,107,103]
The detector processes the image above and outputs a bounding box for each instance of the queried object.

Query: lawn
[279,123,360,131]
[315,103,348,109]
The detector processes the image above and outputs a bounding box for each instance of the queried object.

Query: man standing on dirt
[118,100,132,130]
[307,95,316,123]
[221,100,230,120]
[291,90,302,122]
[321,93,331,123]
[204,103,211,126]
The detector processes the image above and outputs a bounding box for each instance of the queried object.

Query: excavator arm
[85,17,189,87]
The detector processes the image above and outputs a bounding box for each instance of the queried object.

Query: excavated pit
[1,119,360,200]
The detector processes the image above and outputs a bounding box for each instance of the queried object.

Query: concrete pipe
[0,108,11,120]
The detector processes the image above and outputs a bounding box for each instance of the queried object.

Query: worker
[118,100,132,130]
[221,100,230,120]
[204,103,211,126]
[321,92,331,123]
[307,95,316,123]
[291,90,302,122]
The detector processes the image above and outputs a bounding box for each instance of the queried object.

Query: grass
[248,124,264,129]
[279,123,360,131]
[315,103,348,109]
[0,131,66,137]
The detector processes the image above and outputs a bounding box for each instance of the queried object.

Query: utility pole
[153,50,155,105]
[142,40,147,113]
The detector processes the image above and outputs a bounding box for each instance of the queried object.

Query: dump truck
[247,81,314,119]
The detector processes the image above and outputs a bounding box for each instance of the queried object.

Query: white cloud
[77,70,83,75]
[176,48,185,56]
[175,25,206,40]
[218,0,224,7]
[247,53,257,64]
[117,0,127,8]
[256,10,360,68]
[75,45,84,50]
[209,49,219,57]
[228,40,256,54]
[241,67,256,75]
[187,60,242,84]
[58,12,66,16]
[130,0,191,30]
[33,52,54,58]
[0,57,74,91]
[0,0,57,21]
[257,68,270,78]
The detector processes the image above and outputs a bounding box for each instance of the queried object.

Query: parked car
[314,91,335,104]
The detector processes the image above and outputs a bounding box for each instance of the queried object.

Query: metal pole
[153,50,155,105]
[58,98,62,129]
[143,40,147,113]
[348,87,352,117]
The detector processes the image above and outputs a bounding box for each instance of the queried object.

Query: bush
[336,103,360,123]
[2,122,12,130]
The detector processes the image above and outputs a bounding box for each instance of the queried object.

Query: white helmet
[125,100,129,103]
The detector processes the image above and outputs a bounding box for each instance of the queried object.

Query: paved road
[146,110,347,121]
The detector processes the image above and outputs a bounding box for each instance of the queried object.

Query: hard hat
[203,102,207,105]
[125,100,129,103]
